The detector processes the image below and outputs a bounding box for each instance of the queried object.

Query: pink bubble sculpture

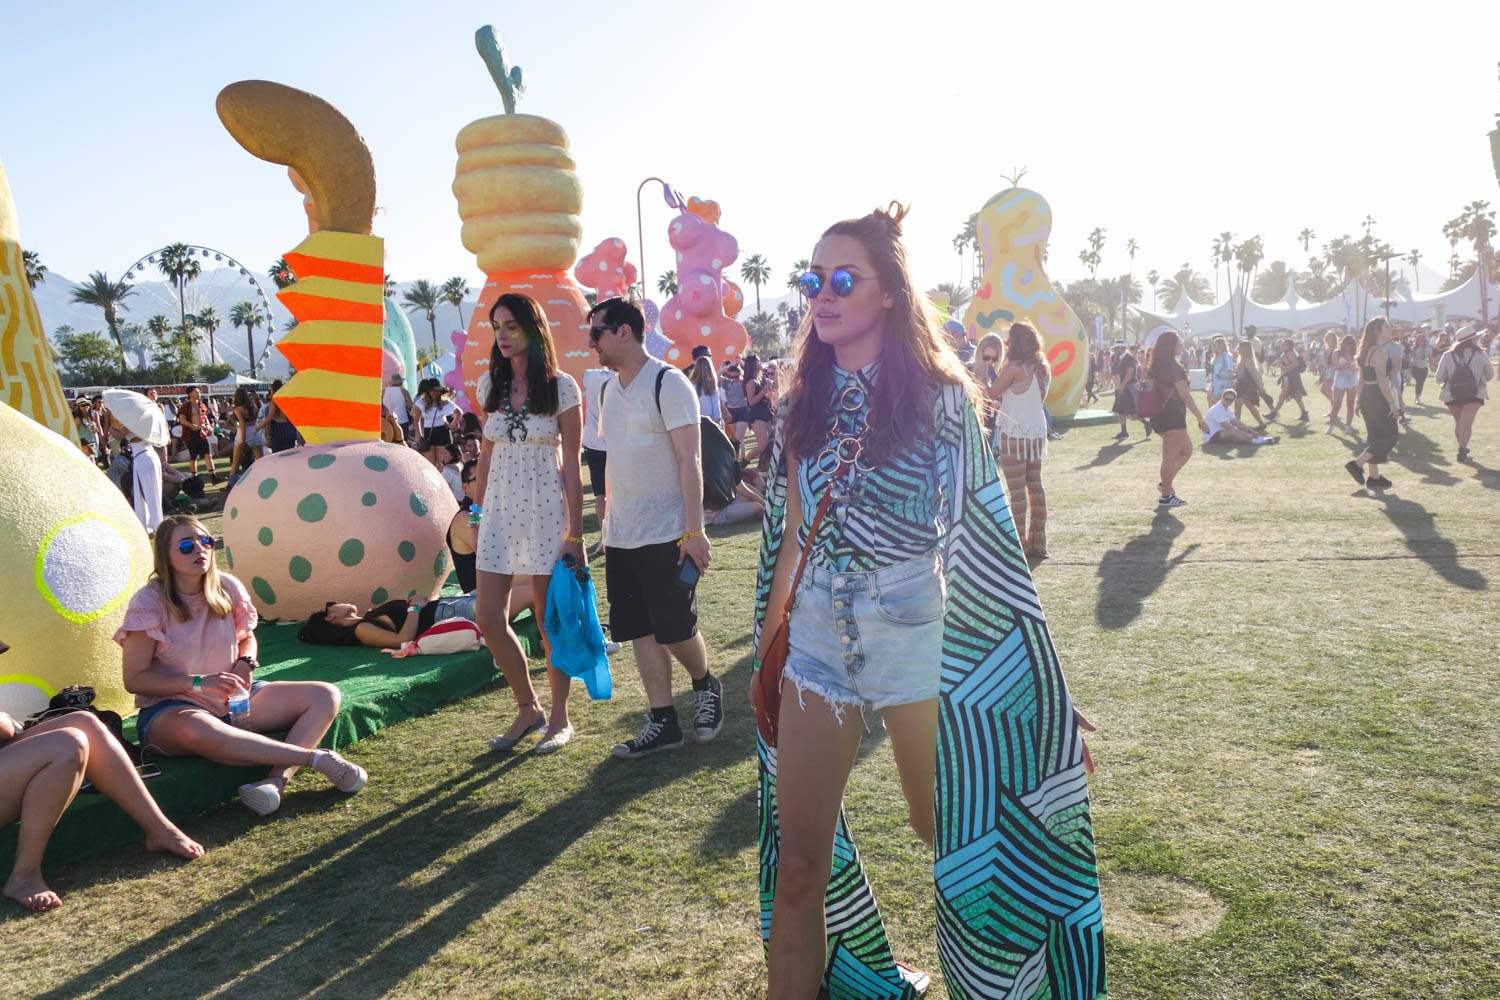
[659,211,749,364]
[574,238,638,301]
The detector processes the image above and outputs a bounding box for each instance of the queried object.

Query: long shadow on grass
[1467,458,1500,491]
[1094,511,1198,628]
[1072,441,1132,471]
[1373,493,1487,590]
[1386,424,1462,486]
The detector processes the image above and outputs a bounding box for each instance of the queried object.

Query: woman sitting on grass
[0,643,203,913]
[115,514,368,817]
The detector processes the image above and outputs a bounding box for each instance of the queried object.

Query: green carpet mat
[1053,407,1118,428]
[0,610,540,872]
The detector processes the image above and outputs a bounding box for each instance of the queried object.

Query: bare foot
[4,872,62,913]
[145,825,205,860]
[500,702,544,742]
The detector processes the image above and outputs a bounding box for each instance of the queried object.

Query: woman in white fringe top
[985,320,1051,561]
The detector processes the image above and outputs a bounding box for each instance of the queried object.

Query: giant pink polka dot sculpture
[222,441,459,620]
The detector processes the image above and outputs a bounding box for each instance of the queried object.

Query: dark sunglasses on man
[588,323,620,344]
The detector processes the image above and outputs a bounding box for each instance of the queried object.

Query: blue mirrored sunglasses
[176,535,216,555]
[798,269,875,299]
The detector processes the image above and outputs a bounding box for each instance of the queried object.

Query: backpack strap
[654,366,667,414]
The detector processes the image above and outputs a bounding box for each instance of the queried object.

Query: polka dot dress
[476,372,580,577]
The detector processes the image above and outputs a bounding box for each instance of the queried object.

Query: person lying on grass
[115,514,368,818]
[0,658,203,913]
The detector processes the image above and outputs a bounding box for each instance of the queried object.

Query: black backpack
[602,366,742,511]
[1447,347,1481,405]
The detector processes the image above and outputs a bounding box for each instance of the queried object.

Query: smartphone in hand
[675,555,701,590]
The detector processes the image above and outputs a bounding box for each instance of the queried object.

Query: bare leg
[1456,403,1479,451]
[633,632,708,708]
[882,698,939,846]
[531,572,572,734]
[0,729,85,911]
[766,685,864,999]
[14,714,201,859]
[145,708,319,770]
[475,569,544,739]
[245,681,342,783]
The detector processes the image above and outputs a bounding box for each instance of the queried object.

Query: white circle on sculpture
[38,516,133,623]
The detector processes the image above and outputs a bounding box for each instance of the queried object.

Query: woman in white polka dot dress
[473,293,586,756]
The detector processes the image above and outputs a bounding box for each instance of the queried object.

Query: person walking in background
[1345,317,1401,489]
[1270,338,1310,421]
[1435,325,1494,462]
[176,387,220,483]
[227,387,257,484]
[742,354,776,463]
[579,366,614,559]
[414,378,459,450]
[471,293,586,756]
[1207,335,1235,407]
[721,359,750,453]
[969,333,1004,437]
[1110,341,1144,439]
[588,297,723,760]
[256,380,299,453]
[1150,328,1210,508]
[1385,330,1409,424]
[1232,339,1268,429]
[688,355,722,426]
[1410,330,1433,404]
[1328,334,1360,434]
[382,370,417,443]
[987,321,1050,560]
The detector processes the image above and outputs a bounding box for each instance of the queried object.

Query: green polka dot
[229,507,238,520]
[338,539,365,567]
[257,527,273,547]
[434,548,448,577]
[397,540,416,562]
[371,587,388,604]
[407,589,417,601]
[297,493,328,523]
[288,556,312,582]
[257,478,278,500]
[409,492,428,517]
[251,577,275,604]
[364,455,388,472]
[361,491,378,507]
[224,545,234,570]
[308,453,336,469]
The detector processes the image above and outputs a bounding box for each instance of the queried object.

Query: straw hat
[1452,324,1479,345]
[102,389,168,447]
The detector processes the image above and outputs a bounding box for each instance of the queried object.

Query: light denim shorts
[783,550,945,721]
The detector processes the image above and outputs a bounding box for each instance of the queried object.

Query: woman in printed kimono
[752,204,1104,999]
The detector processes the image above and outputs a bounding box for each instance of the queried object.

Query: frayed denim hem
[782,668,867,727]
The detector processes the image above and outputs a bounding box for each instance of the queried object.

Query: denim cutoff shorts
[783,550,945,721]
[137,679,269,749]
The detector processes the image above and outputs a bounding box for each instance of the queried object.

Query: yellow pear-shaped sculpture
[961,187,1087,416]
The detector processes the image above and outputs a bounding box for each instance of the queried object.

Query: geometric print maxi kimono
[750,381,1106,999]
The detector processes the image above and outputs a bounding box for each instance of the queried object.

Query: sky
[6,0,1500,319]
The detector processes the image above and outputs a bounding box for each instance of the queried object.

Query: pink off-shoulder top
[113,573,258,713]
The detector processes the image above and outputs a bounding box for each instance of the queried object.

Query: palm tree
[21,249,46,288]
[1125,238,1139,270]
[786,259,811,292]
[657,270,678,296]
[402,279,441,351]
[268,258,296,289]
[230,300,266,378]
[1230,237,1265,334]
[1298,228,1316,253]
[383,273,397,298]
[1252,260,1298,304]
[740,253,772,313]
[1405,249,1422,291]
[119,323,150,370]
[1078,247,1101,279]
[68,270,135,371]
[929,281,972,316]
[744,310,782,353]
[1157,264,1211,309]
[193,305,221,365]
[953,214,980,287]
[1443,201,1496,327]
[1146,269,1160,309]
[440,276,470,329]
[1296,258,1337,302]
[156,243,202,337]
[1362,215,1376,234]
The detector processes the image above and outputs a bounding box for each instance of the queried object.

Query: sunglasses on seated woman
[175,535,216,555]
[797,269,878,299]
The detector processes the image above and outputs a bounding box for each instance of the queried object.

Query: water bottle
[228,687,251,728]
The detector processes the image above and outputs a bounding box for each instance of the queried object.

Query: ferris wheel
[121,244,281,375]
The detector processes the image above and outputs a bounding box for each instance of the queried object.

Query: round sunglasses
[175,535,216,555]
[797,269,878,299]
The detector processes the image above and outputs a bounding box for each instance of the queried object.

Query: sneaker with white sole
[313,750,367,793]
[612,716,684,759]
[1157,492,1187,508]
[691,675,725,744]
[239,779,283,816]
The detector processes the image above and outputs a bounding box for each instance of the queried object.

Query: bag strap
[776,488,835,627]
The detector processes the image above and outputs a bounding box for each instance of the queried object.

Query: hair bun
[874,201,909,237]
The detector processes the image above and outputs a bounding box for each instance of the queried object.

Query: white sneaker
[313,750,368,793]
[239,779,283,816]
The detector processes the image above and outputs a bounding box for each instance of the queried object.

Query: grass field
[6,397,1499,999]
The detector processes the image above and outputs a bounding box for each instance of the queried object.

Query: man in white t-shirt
[579,366,614,555]
[1202,389,1280,447]
[591,297,723,759]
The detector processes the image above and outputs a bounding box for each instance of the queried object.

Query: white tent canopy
[1133,273,1498,338]
[209,373,271,388]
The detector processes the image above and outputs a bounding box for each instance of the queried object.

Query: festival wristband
[679,529,706,545]
[565,535,583,544]
[192,674,203,691]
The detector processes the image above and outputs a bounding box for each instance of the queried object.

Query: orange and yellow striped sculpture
[273,230,384,441]
[0,153,79,446]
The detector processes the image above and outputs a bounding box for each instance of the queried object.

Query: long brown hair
[152,514,232,623]
[1006,321,1050,372]
[1236,339,1258,372]
[1147,329,1183,382]
[1357,316,1389,368]
[485,293,560,416]
[688,356,718,396]
[783,203,979,466]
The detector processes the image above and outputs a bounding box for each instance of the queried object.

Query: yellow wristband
[678,529,706,545]
[565,535,583,544]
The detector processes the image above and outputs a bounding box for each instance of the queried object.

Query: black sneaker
[1112,431,1129,440]
[692,676,725,744]
[1367,475,1393,489]
[1157,492,1186,508]
[612,716,684,759]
